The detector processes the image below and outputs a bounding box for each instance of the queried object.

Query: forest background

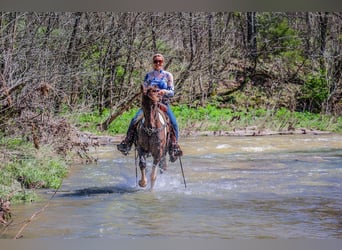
[0,12,341,204]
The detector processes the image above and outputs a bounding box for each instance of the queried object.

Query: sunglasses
[153,60,163,64]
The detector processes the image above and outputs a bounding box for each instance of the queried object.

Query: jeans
[129,105,179,140]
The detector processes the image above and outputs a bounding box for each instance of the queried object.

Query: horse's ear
[141,84,145,94]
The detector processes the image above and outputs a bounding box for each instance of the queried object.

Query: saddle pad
[158,112,167,138]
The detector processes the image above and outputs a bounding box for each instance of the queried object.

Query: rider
[117,53,183,162]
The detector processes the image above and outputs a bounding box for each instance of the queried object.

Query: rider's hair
[152,53,164,62]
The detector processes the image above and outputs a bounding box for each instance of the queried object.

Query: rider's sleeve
[143,73,150,87]
[165,72,174,97]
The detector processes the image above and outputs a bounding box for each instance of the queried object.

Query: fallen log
[99,91,140,131]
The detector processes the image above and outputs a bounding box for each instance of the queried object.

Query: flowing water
[2,134,342,239]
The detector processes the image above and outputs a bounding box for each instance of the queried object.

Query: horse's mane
[141,85,160,105]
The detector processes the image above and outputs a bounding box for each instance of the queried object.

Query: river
[2,134,342,239]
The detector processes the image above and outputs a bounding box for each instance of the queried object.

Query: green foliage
[108,108,139,134]
[78,110,104,124]
[72,107,140,135]
[155,39,172,55]
[0,141,68,203]
[115,65,125,78]
[74,104,341,135]
[257,13,304,68]
[300,70,329,112]
[0,137,27,150]
[258,14,301,55]
[72,110,105,134]
[175,105,342,133]
[270,107,341,132]
[18,158,66,189]
[1,156,67,202]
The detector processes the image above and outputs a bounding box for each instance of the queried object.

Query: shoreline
[79,127,333,146]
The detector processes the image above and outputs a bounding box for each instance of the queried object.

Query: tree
[246,12,257,69]
[1,11,341,138]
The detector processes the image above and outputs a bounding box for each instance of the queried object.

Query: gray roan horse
[136,84,170,190]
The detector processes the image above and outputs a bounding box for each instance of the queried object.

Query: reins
[179,156,187,188]
[142,123,167,136]
[135,147,138,187]
[141,102,167,137]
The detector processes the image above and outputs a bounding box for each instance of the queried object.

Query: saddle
[158,102,168,112]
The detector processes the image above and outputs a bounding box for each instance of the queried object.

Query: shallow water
[2,134,342,239]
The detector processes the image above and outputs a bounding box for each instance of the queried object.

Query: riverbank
[79,127,332,147]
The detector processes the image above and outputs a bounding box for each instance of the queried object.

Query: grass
[177,105,342,133]
[81,105,341,135]
[70,108,139,135]
[0,137,68,203]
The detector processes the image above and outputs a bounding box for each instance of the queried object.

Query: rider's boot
[117,126,136,155]
[169,130,183,162]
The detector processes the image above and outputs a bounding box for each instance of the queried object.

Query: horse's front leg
[150,165,158,190]
[138,154,147,188]
[150,158,160,190]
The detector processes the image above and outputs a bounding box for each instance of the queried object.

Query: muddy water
[3,134,342,239]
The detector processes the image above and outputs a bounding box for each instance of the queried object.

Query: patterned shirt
[143,69,174,97]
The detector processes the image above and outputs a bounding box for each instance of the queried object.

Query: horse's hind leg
[159,157,167,173]
[138,156,147,188]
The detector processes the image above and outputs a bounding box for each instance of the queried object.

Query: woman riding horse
[117,53,182,162]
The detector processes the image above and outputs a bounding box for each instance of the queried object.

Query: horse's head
[141,84,160,104]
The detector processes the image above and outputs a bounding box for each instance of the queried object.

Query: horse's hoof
[139,180,147,188]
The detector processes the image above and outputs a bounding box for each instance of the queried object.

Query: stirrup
[173,144,183,157]
[117,141,131,155]
[169,144,182,162]
[169,154,178,163]
[174,148,183,157]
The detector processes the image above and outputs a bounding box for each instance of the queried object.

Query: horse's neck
[142,100,159,128]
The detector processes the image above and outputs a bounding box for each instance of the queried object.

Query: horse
[135,84,170,190]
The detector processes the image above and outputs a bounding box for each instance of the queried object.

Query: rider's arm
[143,73,150,88]
[164,71,174,97]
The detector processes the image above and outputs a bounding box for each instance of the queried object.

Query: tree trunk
[246,12,257,70]
[319,12,329,57]
[207,13,214,97]
[100,91,141,131]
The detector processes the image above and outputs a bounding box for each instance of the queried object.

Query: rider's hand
[159,89,166,95]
